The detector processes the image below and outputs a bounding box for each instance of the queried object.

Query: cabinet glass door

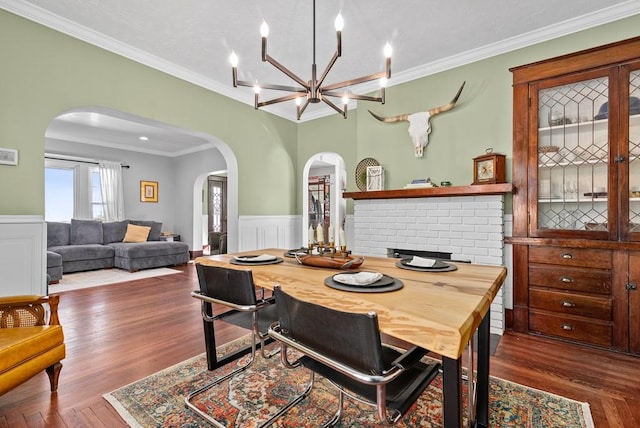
[627,68,640,238]
[536,75,609,234]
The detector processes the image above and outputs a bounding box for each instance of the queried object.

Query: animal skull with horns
[368,81,466,157]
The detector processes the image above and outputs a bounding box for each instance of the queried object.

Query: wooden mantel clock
[472,149,506,185]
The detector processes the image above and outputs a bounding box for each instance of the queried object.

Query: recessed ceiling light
[139,136,149,141]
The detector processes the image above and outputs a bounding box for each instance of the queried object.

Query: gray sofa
[47,219,190,281]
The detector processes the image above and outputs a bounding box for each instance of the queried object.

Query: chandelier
[229,0,392,120]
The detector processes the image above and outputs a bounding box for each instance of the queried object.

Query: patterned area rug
[104,335,594,427]
[49,267,181,293]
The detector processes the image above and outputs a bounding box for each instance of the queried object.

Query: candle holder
[340,245,347,254]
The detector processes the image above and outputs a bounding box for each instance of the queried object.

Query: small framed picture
[366,166,384,191]
[140,180,158,202]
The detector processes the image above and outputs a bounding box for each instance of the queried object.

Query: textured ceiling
[3,0,640,154]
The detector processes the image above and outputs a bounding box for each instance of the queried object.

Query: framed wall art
[140,180,158,202]
[366,165,384,191]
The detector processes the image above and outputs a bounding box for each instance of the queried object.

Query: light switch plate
[0,148,18,166]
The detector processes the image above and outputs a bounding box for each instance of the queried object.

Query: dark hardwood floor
[1,262,638,427]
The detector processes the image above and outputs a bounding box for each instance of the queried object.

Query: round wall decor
[355,158,380,191]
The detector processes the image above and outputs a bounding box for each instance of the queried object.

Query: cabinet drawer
[529,310,612,347]
[529,264,611,294]
[529,288,612,320]
[529,247,612,269]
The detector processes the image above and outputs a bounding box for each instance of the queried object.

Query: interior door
[208,176,227,234]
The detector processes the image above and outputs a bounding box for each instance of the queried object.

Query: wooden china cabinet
[509,36,640,354]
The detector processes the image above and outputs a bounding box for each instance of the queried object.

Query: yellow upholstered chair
[0,295,66,396]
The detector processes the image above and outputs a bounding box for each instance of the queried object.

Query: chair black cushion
[196,264,258,306]
[276,286,385,374]
[274,287,440,419]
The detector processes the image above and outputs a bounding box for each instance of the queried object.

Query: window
[91,169,105,221]
[44,166,74,222]
[45,159,104,222]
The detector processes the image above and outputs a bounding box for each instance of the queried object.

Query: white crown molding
[2,0,640,123]
[45,134,216,158]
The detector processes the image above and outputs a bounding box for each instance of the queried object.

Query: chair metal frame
[186,265,304,428]
[268,286,441,426]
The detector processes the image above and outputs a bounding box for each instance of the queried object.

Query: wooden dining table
[196,248,506,428]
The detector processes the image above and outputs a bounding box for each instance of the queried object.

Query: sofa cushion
[47,251,62,267]
[47,222,70,247]
[103,220,130,244]
[70,219,104,245]
[49,244,115,262]
[131,220,162,241]
[123,224,151,243]
[110,241,190,271]
[109,241,189,258]
[0,325,65,375]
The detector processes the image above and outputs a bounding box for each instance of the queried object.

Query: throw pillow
[123,224,151,243]
[47,222,70,247]
[131,220,163,241]
[70,219,104,245]
[103,220,130,244]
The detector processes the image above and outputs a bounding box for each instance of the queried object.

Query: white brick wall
[353,195,506,335]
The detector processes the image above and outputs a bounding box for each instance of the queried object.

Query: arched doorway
[302,153,346,245]
[44,106,239,253]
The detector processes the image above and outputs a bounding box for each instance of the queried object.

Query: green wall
[298,14,640,215]
[2,8,640,219]
[0,9,297,216]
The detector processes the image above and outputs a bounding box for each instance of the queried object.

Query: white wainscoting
[238,215,302,252]
[0,216,46,297]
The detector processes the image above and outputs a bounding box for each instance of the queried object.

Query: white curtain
[98,161,126,221]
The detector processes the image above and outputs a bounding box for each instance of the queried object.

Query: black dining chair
[185,264,281,427]
[268,285,442,426]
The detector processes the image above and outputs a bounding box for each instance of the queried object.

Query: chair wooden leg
[46,362,63,392]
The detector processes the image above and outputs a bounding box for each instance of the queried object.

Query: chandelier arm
[297,99,311,120]
[264,54,309,89]
[323,91,382,103]
[321,71,388,92]
[236,79,306,93]
[258,93,308,108]
[316,51,340,90]
[322,97,347,118]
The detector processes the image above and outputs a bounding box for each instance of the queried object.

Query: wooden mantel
[343,183,513,200]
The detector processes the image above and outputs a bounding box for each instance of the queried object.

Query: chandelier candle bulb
[334,13,344,31]
[339,227,346,248]
[335,13,343,56]
[260,21,268,60]
[230,52,238,86]
[328,224,334,244]
[384,43,392,78]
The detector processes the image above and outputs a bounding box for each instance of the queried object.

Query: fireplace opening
[387,248,452,260]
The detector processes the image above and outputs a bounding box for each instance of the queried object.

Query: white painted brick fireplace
[352,194,506,335]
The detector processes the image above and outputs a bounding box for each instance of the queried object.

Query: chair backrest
[196,264,257,306]
[274,287,385,374]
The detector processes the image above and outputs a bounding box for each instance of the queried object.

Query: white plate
[233,254,277,262]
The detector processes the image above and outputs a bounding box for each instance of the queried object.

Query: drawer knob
[561,323,573,331]
[561,300,576,308]
[561,253,573,259]
[560,276,574,283]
